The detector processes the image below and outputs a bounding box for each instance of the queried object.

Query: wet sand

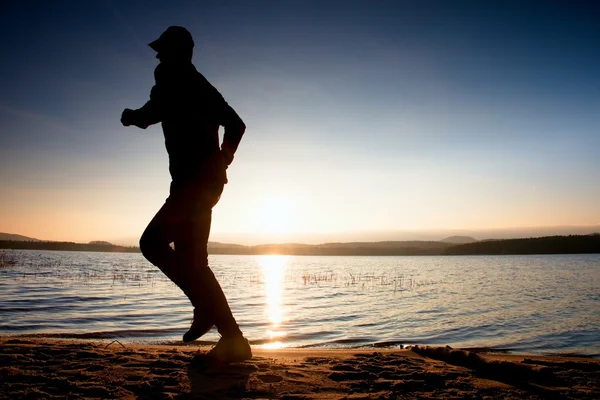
[1,336,599,399]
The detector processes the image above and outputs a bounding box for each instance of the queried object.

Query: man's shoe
[207,335,252,363]
[183,311,214,343]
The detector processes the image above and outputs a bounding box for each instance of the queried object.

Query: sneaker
[207,335,252,363]
[182,310,214,343]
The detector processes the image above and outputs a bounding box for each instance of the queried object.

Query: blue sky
[0,0,598,244]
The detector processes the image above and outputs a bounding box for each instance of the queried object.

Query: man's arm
[219,102,246,166]
[121,86,161,129]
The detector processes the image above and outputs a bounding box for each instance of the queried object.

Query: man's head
[149,26,194,62]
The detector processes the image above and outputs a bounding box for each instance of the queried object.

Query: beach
[1,337,599,399]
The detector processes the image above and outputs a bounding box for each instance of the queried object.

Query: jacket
[131,62,246,182]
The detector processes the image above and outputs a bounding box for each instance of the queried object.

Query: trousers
[139,177,240,336]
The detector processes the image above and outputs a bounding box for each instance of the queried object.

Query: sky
[0,0,599,245]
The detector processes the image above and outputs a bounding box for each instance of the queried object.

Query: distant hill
[440,236,477,244]
[2,234,599,256]
[88,241,114,246]
[0,240,138,253]
[210,241,454,256]
[0,239,453,256]
[445,234,600,255]
[0,233,40,241]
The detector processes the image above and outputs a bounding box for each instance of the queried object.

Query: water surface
[1,250,598,356]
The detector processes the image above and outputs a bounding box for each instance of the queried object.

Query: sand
[1,337,599,399]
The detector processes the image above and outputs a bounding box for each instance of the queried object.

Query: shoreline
[2,336,599,399]
[10,333,600,360]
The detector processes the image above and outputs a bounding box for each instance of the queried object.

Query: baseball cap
[148,26,194,53]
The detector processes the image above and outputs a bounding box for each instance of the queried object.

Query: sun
[256,195,296,234]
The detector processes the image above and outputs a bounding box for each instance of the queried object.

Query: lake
[1,250,599,356]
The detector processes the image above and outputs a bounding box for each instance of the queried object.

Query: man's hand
[121,109,136,127]
[220,146,235,167]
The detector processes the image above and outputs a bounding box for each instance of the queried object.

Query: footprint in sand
[257,374,283,383]
[85,364,105,372]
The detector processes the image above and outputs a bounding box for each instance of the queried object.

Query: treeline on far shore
[444,234,600,255]
[1,234,599,256]
[0,240,139,253]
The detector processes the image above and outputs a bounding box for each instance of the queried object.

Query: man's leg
[139,202,181,287]
[175,185,251,360]
[178,203,251,361]
[177,204,243,339]
[139,198,195,301]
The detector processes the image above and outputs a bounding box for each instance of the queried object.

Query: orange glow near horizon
[1,182,600,245]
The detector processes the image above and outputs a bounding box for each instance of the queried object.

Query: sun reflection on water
[259,255,288,349]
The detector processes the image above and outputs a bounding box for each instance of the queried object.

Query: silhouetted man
[120,26,251,362]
